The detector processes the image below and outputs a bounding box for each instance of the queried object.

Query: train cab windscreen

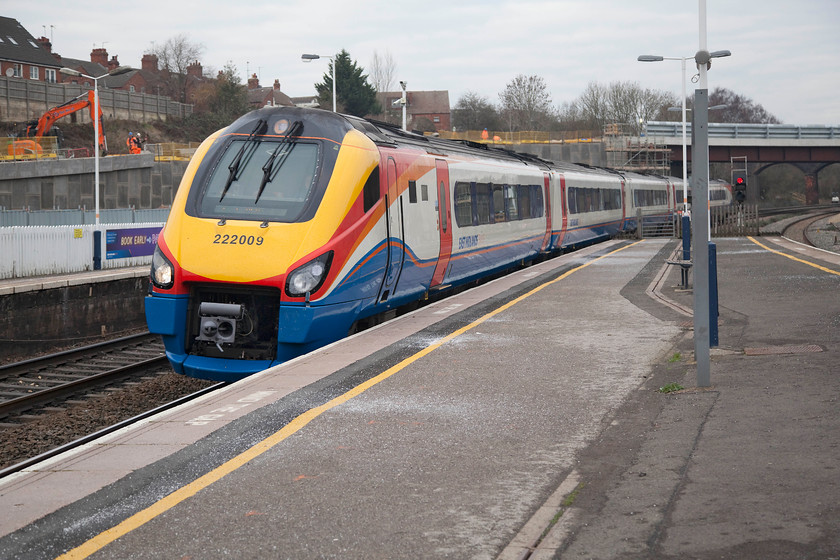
[197,138,321,222]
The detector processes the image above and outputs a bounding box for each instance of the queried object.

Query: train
[145,107,732,381]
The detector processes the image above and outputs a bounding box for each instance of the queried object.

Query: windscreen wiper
[219,119,267,202]
[254,120,303,204]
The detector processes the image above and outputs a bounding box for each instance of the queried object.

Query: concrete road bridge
[642,121,840,204]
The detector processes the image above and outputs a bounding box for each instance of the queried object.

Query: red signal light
[735,177,745,185]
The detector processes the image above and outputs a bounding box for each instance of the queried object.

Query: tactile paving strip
[744,344,823,356]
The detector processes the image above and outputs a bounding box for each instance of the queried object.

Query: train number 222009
[213,234,264,246]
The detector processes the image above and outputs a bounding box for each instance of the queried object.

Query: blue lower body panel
[145,292,364,382]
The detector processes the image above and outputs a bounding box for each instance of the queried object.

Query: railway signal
[733,171,747,203]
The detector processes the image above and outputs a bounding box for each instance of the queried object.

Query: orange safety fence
[430,130,602,145]
[0,136,59,161]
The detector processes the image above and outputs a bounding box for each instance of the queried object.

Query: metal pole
[331,57,336,112]
[680,57,688,213]
[401,81,407,131]
[94,76,100,225]
[693,0,711,387]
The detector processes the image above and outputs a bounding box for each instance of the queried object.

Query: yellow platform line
[747,236,840,277]
[56,240,642,560]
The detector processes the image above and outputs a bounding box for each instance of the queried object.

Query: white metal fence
[0,223,163,279]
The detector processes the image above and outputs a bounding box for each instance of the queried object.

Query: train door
[380,157,404,302]
[430,159,452,287]
[620,179,627,230]
[554,174,568,248]
[540,173,552,251]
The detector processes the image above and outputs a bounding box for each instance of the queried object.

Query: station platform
[0,236,838,559]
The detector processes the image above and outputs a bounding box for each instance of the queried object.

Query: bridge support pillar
[804,173,819,205]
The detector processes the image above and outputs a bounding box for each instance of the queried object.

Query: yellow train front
[146,107,395,381]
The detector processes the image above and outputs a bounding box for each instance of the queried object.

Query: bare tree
[575,82,609,131]
[498,74,555,131]
[707,87,781,124]
[151,34,205,103]
[452,91,501,131]
[565,81,675,134]
[369,50,398,93]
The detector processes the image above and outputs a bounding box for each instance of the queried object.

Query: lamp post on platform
[59,65,133,225]
[637,54,691,213]
[639,1,730,388]
[301,53,336,112]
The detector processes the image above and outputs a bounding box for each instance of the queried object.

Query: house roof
[56,57,107,79]
[248,87,294,107]
[0,17,60,68]
[378,90,450,114]
[289,95,320,108]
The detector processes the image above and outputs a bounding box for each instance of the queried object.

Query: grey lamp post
[301,53,336,112]
[59,65,133,225]
[637,54,691,212]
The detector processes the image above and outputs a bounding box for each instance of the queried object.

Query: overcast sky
[8,1,840,125]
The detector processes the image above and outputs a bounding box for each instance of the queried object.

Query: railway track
[0,332,224,477]
[0,332,168,422]
[781,210,838,246]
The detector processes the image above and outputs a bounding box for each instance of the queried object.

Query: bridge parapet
[645,121,840,141]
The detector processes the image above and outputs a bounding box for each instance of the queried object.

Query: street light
[301,53,336,112]
[59,65,133,225]
[638,51,730,213]
[638,54,691,214]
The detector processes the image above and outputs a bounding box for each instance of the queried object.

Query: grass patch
[541,482,585,541]
[658,382,685,394]
[668,352,682,363]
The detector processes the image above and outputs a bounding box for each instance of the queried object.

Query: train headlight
[151,245,174,290]
[286,252,332,297]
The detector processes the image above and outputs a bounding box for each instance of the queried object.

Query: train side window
[454,181,472,227]
[475,183,491,224]
[439,181,448,232]
[492,184,506,223]
[518,185,531,219]
[531,185,544,218]
[409,180,417,203]
[567,186,578,214]
[363,166,380,213]
[505,185,519,221]
[421,184,429,201]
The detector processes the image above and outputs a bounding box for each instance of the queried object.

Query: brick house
[375,90,451,132]
[0,16,61,84]
[246,75,294,108]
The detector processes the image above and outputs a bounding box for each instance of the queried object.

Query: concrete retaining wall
[0,271,150,361]
[0,155,188,211]
[511,142,606,167]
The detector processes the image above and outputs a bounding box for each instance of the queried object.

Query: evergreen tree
[315,50,381,117]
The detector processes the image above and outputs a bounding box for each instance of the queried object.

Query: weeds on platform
[658,382,685,394]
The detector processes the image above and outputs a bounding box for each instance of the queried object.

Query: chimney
[187,60,202,78]
[248,73,259,89]
[91,48,108,66]
[142,54,158,72]
[108,55,120,72]
[273,79,281,90]
[36,37,51,53]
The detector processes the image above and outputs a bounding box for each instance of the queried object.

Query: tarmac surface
[0,234,838,559]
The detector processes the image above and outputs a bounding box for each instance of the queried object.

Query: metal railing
[0,222,163,279]
[645,121,840,140]
[0,207,170,227]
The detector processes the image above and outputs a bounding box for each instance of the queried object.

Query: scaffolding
[603,123,671,174]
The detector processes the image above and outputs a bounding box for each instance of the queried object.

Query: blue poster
[106,227,162,259]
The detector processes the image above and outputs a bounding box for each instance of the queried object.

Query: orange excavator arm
[30,90,107,154]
